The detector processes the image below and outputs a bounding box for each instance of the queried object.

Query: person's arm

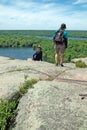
[33,52,37,60]
[41,51,42,61]
[64,38,68,48]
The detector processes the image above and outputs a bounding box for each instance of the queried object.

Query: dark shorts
[55,42,66,53]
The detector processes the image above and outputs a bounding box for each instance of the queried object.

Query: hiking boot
[60,64,64,67]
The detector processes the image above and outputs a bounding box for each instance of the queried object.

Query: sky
[0,0,87,30]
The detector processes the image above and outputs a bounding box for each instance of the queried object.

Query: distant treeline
[0,35,39,48]
[0,30,87,38]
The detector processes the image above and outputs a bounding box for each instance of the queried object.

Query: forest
[0,30,87,63]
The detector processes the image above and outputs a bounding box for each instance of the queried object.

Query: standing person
[53,23,68,67]
[33,45,42,61]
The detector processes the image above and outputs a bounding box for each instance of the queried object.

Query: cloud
[0,0,87,30]
[74,0,87,4]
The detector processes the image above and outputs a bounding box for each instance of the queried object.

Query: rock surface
[0,56,87,130]
[0,56,76,99]
[12,81,87,130]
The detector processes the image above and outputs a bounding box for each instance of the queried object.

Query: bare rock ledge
[0,56,87,130]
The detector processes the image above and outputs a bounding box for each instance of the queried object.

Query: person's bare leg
[55,53,58,65]
[60,53,64,66]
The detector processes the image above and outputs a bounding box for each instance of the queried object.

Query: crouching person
[33,45,42,61]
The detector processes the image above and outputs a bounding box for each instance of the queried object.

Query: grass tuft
[75,60,87,68]
[9,57,15,60]
[19,79,37,95]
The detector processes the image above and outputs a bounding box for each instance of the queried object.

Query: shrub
[75,60,87,68]
[0,99,17,130]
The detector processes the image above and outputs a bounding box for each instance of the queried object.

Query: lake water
[0,48,35,60]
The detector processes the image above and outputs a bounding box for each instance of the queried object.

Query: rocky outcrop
[11,81,87,130]
[0,56,76,99]
[0,56,87,130]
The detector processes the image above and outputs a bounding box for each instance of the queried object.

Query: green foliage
[64,40,87,63]
[0,35,38,48]
[68,30,87,38]
[75,60,87,68]
[19,79,37,95]
[0,99,17,130]
[0,30,54,37]
[0,30,87,38]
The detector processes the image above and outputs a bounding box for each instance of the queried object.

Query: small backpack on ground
[55,29,64,44]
